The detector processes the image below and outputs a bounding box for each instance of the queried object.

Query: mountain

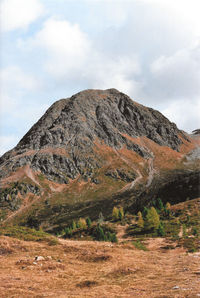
[0,89,199,231]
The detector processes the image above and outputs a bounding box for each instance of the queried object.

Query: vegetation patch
[0,226,58,245]
[132,240,148,251]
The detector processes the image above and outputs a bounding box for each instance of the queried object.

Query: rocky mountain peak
[0,89,188,183]
[11,88,185,152]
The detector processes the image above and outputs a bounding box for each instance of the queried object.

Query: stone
[172,286,180,290]
[35,256,45,261]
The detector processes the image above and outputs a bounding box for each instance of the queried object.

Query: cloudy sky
[0,0,200,155]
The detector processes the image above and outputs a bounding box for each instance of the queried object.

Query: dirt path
[146,153,155,187]
[114,149,143,192]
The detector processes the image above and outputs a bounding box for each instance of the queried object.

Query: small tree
[72,220,77,230]
[157,222,165,236]
[119,207,124,221]
[112,207,119,221]
[137,211,144,228]
[164,202,171,217]
[78,218,87,229]
[64,227,72,238]
[98,212,104,224]
[145,207,160,230]
[106,231,118,243]
[182,224,187,237]
[95,225,106,241]
[142,207,148,219]
[157,198,164,211]
[86,217,92,228]
[110,233,118,243]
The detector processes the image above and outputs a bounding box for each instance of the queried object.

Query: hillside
[0,89,199,231]
[0,197,200,297]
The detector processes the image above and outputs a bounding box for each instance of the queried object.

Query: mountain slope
[0,89,199,231]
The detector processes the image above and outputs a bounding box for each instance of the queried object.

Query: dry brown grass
[0,236,200,297]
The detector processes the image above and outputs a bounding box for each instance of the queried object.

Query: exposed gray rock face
[0,182,40,210]
[192,129,200,135]
[0,89,188,183]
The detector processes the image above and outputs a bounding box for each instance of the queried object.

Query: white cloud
[0,0,44,32]
[0,66,39,91]
[86,55,141,96]
[161,98,200,132]
[150,42,200,99]
[19,17,141,95]
[21,18,91,78]
[0,66,40,118]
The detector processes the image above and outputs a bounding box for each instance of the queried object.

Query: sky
[0,0,200,156]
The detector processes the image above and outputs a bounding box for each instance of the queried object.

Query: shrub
[110,233,118,243]
[132,240,148,251]
[192,227,198,236]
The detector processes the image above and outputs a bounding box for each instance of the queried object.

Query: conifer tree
[157,222,165,236]
[86,217,92,228]
[64,227,72,237]
[78,218,87,229]
[137,211,144,228]
[95,225,106,241]
[157,198,164,211]
[119,207,124,220]
[110,233,118,243]
[164,202,171,217]
[112,206,119,221]
[72,220,77,230]
[145,207,160,230]
[98,212,104,224]
[142,207,148,219]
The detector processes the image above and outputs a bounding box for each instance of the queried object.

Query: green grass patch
[132,240,148,251]
[0,225,58,245]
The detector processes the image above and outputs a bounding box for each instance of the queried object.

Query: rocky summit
[0,89,199,231]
